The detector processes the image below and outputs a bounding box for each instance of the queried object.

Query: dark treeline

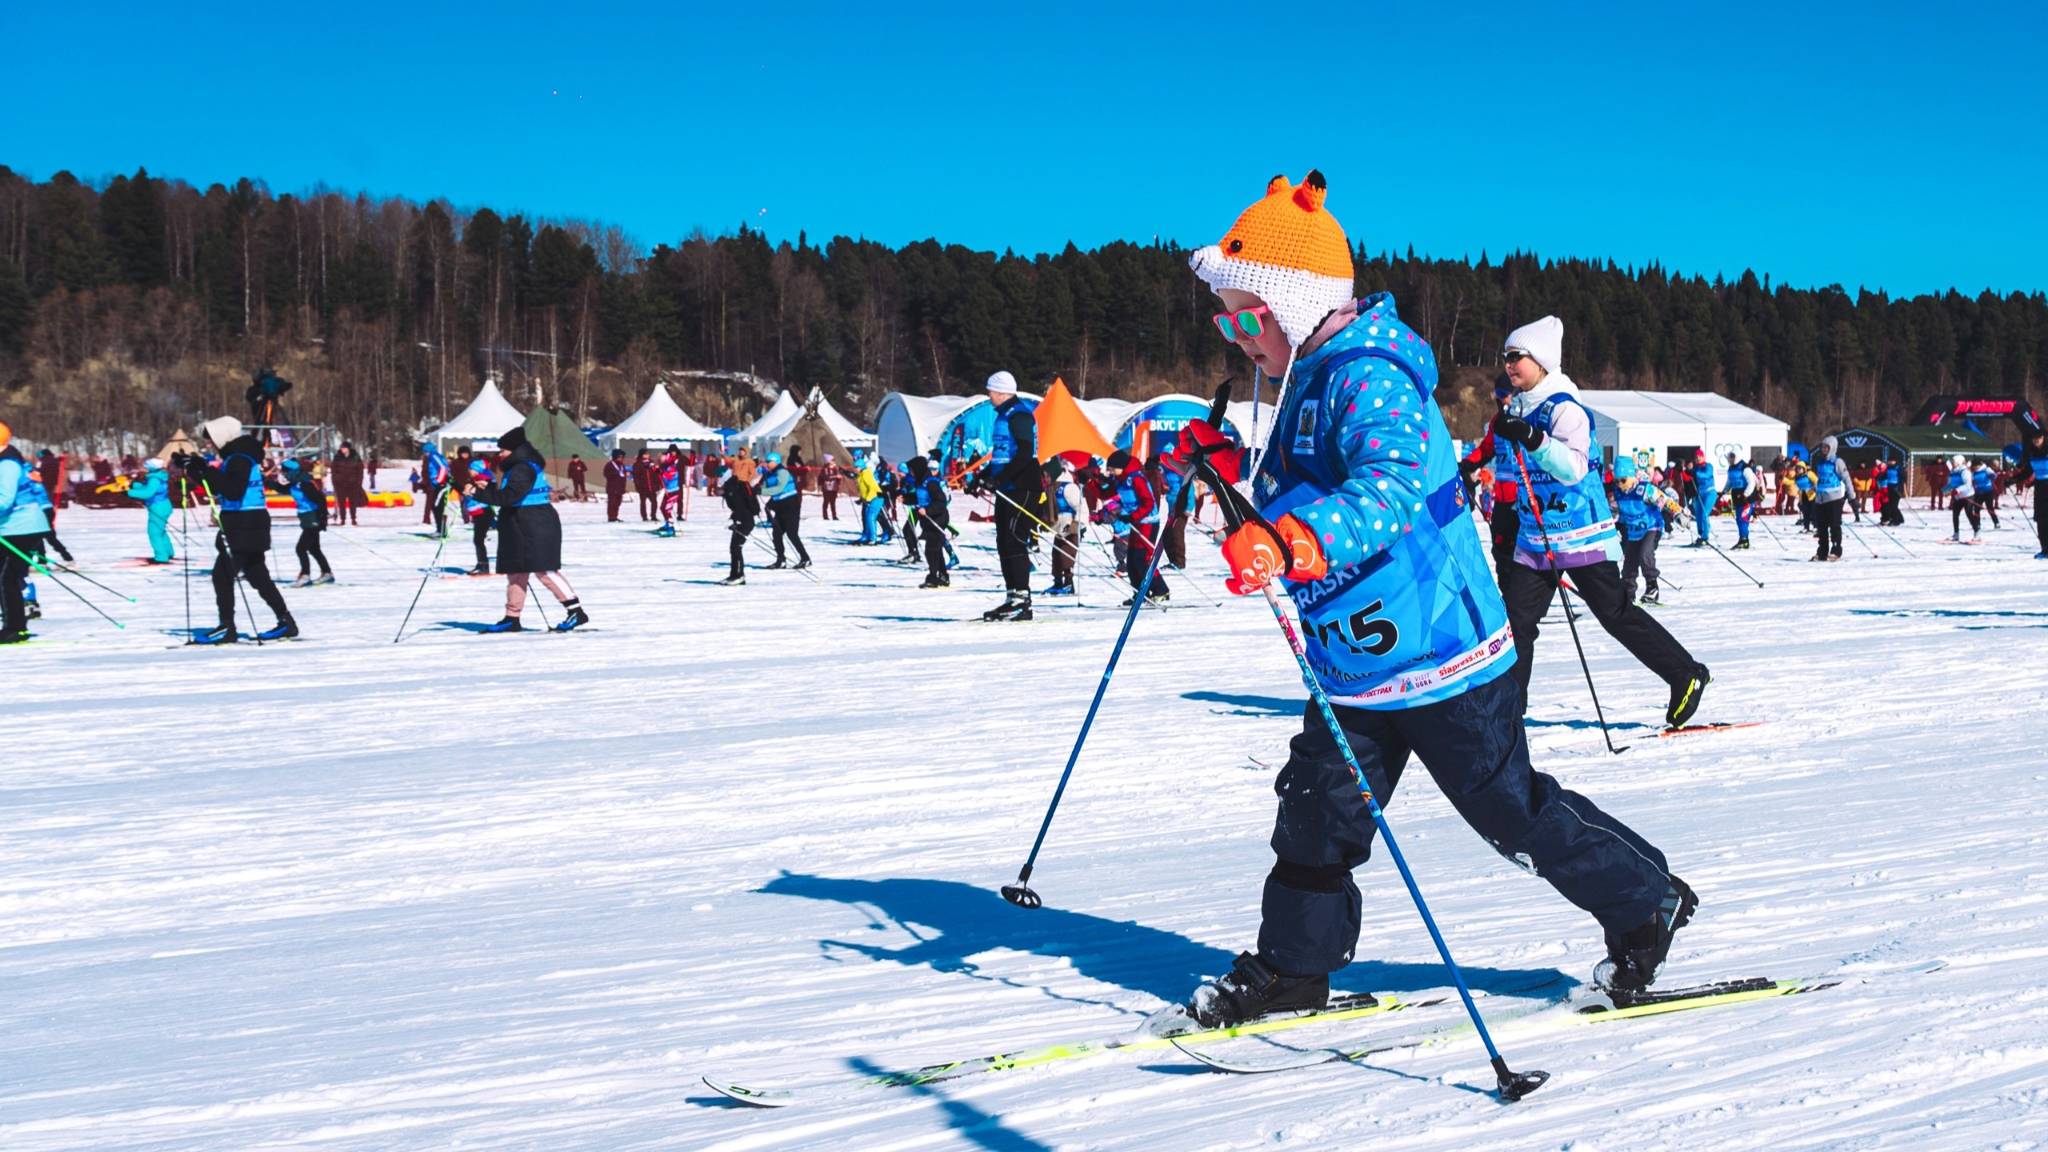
[2,164,2043,451]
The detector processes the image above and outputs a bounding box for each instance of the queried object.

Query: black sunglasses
[1501,348,1532,366]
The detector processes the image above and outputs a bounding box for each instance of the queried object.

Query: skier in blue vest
[976,371,1044,621]
[2024,429,2048,557]
[759,452,811,569]
[1878,458,1906,527]
[1687,451,1719,546]
[460,458,495,574]
[129,458,176,564]
[471,427,587,632]
[1044,457,1085,595]
[1944,454,1981,542]
[1108,448,1169,606]
[1808,436,1853,560]
[269,458,333,586]
[1176,172,1693,1026]
[905,455,951,588]
[181,416,297,643]
[0,420,53,643]
[1971,460,2001,530]
[11,462,66,620]
[420,440,452,538]
[1613,457,1684,604]
[1724,453,1759,549]
[1495,317,1710,724]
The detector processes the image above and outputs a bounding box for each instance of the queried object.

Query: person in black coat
[470,428,587,633]
[722,469,760,585]
[182,415,295,643]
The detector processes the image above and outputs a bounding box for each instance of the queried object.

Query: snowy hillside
[2,494,2044,1151]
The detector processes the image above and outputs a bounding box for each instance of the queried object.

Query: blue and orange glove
[1220,514,1327,595]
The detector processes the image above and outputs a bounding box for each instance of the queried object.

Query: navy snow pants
[1257,671,1671,977]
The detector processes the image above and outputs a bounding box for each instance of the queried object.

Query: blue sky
[5,1,2043,296]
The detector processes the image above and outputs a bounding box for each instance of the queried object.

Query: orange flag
[1034,377,1114,462]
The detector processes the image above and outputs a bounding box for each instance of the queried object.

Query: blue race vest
[1815,458,1849,499]
[1946,468,1969,494]
[914,477,943,511]
[1255,335,1511,711]
[988,398,1039,467]
[2032,455,2048,482]
[1054,484,1076,516]
[1614,482,1667,540]
[1117,473,1161,526]
[761,466,795,502]
[1513,394,1620,556]
[516,460,552,507]
[1972,469,1995,495]
[286,476,320,515]
[217,452,267,511]
[1884,464,1901,487]
[1727,461,1750,496]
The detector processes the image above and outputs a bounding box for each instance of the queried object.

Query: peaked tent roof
[599,383,720,451]
[433,378,527,447]
[522,406,596,482]
[736,391,802,444]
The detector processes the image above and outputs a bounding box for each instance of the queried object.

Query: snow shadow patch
[1523,716,1655,732]
[1848,608,2048,620]
[1183,689,1299,717]
[760,872,1568,1004]
[846,1056,1054,1152]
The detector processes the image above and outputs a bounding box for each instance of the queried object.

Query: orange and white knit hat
[1189,170,1355,348]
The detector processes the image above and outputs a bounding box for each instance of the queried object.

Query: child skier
[1971,459,2000,529]
[1614,457,1682,603]
[1946,455,1981,541]
[461,458,495,575]
[0,421,53,643]
[1179,171,1691,1025]
[1724,453,1759,549]
[129,458,176,563]
[270,458,334,586]
[759,452,811,569]
[906,456,951,588]
[721,466,759,585]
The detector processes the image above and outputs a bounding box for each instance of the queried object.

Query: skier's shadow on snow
[1182,689,1299,718]
[761,872,1568,1007]
[1522,716,1655,732]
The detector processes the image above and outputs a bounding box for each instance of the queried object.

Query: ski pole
[1754,509,1789,553]
[0,536,127,631]
[1198,454,1548,1103]
[43,559,139,604]
[1682,510,1766,588]
[393,487,455,643]
[200,479,268,645]
[180,479,192,637]
[1002,380,1232,910]
[1512,449,1628,756]
[1876,523,1916,557]
[1841,518,1881,559]
[746,529,823,583]
[994,488,1148,599]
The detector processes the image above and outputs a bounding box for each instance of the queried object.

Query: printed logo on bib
[1293,405,1319,456]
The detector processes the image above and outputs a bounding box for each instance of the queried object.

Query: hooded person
[460,457,496,574]
[181,415,296,643]
[419,438,452,536]
[1044,456,1086,595]
[130,456,177,563]
[1943,453,1981,541]
[1807,435,1854,558]
[1171,171,1693,1028]
[1492,316,1710,723]
[905,455,951,588]
[268,457,333,586]
[818,452,843,520]
[470,426,587,632]
[852,449,883,544]
[0,420,55,642]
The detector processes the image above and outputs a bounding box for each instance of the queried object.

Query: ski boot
[1665,665,1710,728]
[1185,952,1334,1029]
[469,564,491,576]
[312,572,335,586]
[482,616,523,634]
[720,572,747,585]
[765,559,788,570]
[192,625,238,645]
[655,524,676,537]
[553,605,590,632]
[290,573,315,588]
[0,629,28,645]
[793,558,812,570]
[255,618,299,642]
[1732,539,1751,550]
[26,598,40,620]
[1640,588,1661,605]
[1594,877,1698,998]
[982,592,1029,621]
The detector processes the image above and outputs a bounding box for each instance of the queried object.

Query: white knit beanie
[1503,316,1565,375]
[985,370,1018,395]
[202,415,244,445]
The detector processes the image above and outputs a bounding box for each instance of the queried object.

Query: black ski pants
[1487,501,1520,594]
[728,519,752,577]
[1812,500,1844,558]
[1619,531,1661,599]
[1127,525,1168,599]
[294,515,330,577]
[2035,486,2048,554]
[1258,671,1671,976]
[994,497,1034,593]
[1951,494,1981,536]
[1505,558,1698,703]
[1880,484,1905,527]
[213,533,290,630]
[923,517,949,584]
[1,533,36,635]
[425,484,448,535]
[769,496,809,564]
[473,511,494,570]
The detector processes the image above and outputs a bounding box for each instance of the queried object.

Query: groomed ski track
[2,495,2044,1150]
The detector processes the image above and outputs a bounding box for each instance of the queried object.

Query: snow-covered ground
[3,491,2045,1151]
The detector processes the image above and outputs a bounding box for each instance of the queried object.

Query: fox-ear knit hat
[1189,170,1355,348]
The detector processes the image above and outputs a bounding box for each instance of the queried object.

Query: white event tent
[431,377,526,450]
[1576,390,1790,471]
[738,387,876,462]
[599,384,720,454]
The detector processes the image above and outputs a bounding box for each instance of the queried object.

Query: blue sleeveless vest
[516,460,552,507]
[1513,395,1619,556]
[989,398,1039,467]
[217,452,267,512]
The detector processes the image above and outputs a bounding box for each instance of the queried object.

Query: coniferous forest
[2,165,2043,450]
